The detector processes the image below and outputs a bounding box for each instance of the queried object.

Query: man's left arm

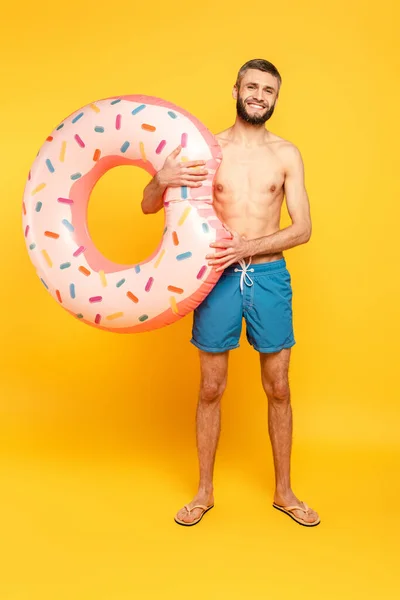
[208,145,312,271]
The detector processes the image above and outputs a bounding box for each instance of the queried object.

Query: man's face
[234,69,279,125]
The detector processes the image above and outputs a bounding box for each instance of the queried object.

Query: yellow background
[1,0,399,598]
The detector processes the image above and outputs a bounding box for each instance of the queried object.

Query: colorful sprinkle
[56,290,62,303]
[35,201,42,212]
[154,249,165,268]
[99,270,107,287]
[94,126,104,133]
[111,98,121,105]
[202,223,209,233]
[76,313,84,319]
[28,171,31,180]
[134,265,141,274]
[145,277,154,292]
[178,206,191,226]
[181,133,188,148]
[58,197,73,205]
[62,219,74,232]
[31,183,46,195]
[132,104,146,115]
[60,141,67,162]
[41,278,48,289]
[60,262,71,270]
[116,114,122,130]
[46,159,55,173]
[72,112,84,123]
[71,173,82,180]
[116,278,126,288]
[156,140,167,154]
[168,286,184,294]
[22,202,26,215]
[127,291,139,303]
[93,149,101,161]
[181,186,188,200]
[69,283,76,298]
[73,245,85,257]
[78,266,91,276]
[170,296,179,314]
[163,227,168,235]
[106,312,124,320]
[29,243,36,250]
[89,296,102,303]
[142,123,156,132]
[120,141,130,153]
[138,314,148,322]
[42,249,52,267]
[140,142,147,162]
[197,265,207,279]
[172,231,179,246]
[46,136,53,142]
[89,103,100,113]
[24,225,29,237]
[45,231,59,239]
[95,314,101,324]
[74,134,85,148]
[168,111,177,119]
[56,123,64,130]
[176,252,192,261]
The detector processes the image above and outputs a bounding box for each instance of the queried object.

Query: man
[141,59,320,527]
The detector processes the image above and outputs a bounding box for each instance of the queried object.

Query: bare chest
[213,146,285,201]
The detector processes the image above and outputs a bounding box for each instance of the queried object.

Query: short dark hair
[235,59,282,92]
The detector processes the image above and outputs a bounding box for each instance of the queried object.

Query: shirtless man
[141,59,320,527]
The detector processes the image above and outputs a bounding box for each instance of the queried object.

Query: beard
[236,96,276,125]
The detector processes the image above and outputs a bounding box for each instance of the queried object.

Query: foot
[175,491,214,525]
[273,490,319,525]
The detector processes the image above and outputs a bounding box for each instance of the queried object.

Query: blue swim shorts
[190,257,296,353]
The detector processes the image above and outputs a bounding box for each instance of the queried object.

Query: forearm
[141,174,167,214]
[247,223,311,256]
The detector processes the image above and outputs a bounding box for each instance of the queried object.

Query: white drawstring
[234,257,255,293]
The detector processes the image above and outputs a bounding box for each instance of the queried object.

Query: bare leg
[175,350,228,524]
[260,349,319,524]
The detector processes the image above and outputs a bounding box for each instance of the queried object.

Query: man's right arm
[141,145,209,214]
[141,174,168,214]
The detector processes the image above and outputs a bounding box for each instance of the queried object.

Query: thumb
[169,145,182,159]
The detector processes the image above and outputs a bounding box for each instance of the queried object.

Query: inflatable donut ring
[22,95,227,333]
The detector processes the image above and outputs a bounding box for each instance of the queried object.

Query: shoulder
[215,128,232,148]
[271,138,304,172]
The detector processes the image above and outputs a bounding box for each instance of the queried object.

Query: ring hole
[88,165,164,266]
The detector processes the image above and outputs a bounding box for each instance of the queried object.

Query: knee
[200,378,226,404]
[262,378,290,403]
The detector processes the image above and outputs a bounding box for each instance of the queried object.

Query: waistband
[223,258,287,277]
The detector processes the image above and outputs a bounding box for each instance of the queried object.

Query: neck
[230,116,268,145]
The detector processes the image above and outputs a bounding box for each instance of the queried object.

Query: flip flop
[174,503,214,527]
[272,502,320,527]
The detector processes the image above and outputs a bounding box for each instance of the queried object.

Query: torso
[213,128,293,264]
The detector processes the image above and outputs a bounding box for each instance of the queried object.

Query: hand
[206,225,251,272]
[156,145,208,188]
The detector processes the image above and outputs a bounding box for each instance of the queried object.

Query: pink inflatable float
[22,95,226,333]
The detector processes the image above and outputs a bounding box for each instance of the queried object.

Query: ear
[232,85,238,100]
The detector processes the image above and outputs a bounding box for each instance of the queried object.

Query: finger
[205,250,232,259]
[184,160,207,168]
[182,174,208,181]
[183,168,208,176]
[215,259,236,272]
[168,145,182,158]
[208,254,235,265]
[209,241,233,249]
